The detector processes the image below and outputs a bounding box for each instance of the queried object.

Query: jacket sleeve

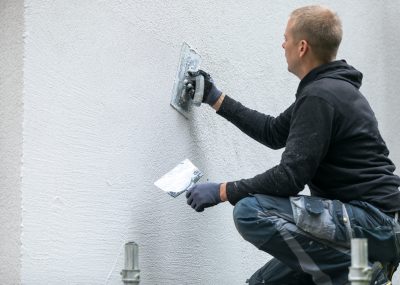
[224,95,335,205]
[216,95,293,150]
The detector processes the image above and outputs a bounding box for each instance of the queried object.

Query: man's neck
[298,59,327,80]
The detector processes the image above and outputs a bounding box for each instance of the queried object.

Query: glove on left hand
[186,182,221,212]
[186,70,222,106]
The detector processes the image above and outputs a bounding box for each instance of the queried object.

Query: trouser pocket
[348,202,400,262]
[353,225,397,262]
[290,196,350,245]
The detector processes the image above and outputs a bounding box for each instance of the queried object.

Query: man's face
[282,19,300,76]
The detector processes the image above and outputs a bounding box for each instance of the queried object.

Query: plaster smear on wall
[13,0,400,284]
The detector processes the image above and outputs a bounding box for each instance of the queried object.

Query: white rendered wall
[0,0,23,284]
[0,0,395,284]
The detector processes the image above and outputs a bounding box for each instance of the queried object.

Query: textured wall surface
[0,0,23,284]
[7,0,400,284]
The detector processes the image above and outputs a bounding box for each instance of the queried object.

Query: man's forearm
[215,95,291,150]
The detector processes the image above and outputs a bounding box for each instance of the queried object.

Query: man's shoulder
[299,77,358,103]
[296,80,334,103]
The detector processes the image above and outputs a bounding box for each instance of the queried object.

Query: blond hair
[290,5,342,62]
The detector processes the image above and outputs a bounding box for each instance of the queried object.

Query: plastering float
[170,42,204,118]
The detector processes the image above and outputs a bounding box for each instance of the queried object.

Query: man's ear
[298,40,309,58]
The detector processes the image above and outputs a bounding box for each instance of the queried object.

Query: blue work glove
[186,70,222,106]
[186,182,221,212]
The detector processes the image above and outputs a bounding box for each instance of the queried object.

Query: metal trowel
[170,42,204,118]
[154,159,203,197]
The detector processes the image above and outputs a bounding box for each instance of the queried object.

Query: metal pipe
[348,238,372,285]
[121,242,140,284]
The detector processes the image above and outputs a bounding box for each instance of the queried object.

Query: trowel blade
[170,42,202,118]
[154,159,203,198]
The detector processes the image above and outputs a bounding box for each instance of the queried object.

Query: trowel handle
[192,74,204,106]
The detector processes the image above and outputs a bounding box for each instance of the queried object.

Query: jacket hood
[297,60,363,95]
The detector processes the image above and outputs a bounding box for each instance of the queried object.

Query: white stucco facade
[0,1,23,284]
[1,1,400,284]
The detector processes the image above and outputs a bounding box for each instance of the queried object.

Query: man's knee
[233,195,294,249]
[233,197,264,243]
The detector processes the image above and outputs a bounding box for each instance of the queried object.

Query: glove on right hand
[186,70,222,106]
[186,182,221,212]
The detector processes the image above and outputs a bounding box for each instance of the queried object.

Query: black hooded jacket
[218,60,400,213]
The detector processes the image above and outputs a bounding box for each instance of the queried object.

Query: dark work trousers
[233,194,400,285]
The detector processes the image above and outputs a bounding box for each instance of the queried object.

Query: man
[185,5,400,285]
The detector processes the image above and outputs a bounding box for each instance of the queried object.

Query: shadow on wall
[381,2,400,174]
[381,5,400,285]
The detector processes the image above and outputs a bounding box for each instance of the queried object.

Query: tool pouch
[290,196,350,245]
